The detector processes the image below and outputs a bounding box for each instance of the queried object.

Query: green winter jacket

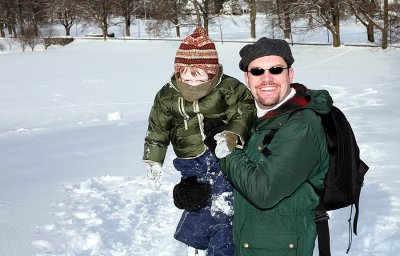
[219,84,332,256]
[143,68,256,164]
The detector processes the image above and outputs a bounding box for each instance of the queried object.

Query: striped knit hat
[174,27,219,80]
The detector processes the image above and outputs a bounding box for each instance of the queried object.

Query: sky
[1,15,400,256]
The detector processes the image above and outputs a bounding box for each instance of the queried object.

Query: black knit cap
[239,37,294,71]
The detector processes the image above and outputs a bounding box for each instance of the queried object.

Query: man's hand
[214,132,238,158]
[173,176,211,212]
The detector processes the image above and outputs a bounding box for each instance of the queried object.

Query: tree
[276,0,292,41]
[192,0,211,33]
[389,0,400,44]
[349,0,378,43]
[0,0,7,37]
[145,0,188,37]
[48,0,80,36]
[0,0,18,37]
[188,0,222,34]
[295,0,343,47]
[261,0,298,41]
[112,0,138,37]
[24,26,42,51]
[0,0,49,38]
[78,0,114,40]
[349,0,390,48]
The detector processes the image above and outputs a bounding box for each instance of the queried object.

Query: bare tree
[47,0,79,36]
[294,0,343,47]
[2,0,49,38]
[190,0,219,34]
[0,0,7,37]
[112,0,138,37]
[25,26,42,51]
[18,0,49,37]
[4,36,17,49]
[0,0,18,37]
[389,0,400,44]
[16,33,28,52]
[276,0,291,40]
[78,0,114,40]
[349,0,378,42]
[192,0,202,27]
[12,0,27,36]
[261,0,299,41]
[348,0,389,48]
[148,0,188,37]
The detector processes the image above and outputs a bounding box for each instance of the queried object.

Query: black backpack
[310,106,369,256]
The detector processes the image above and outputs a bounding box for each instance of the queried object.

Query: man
[216,38,333,255]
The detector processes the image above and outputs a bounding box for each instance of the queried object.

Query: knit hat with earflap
[174,27,219,80]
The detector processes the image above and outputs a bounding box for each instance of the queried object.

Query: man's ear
[289,68,294,83]
[244,72,249,85]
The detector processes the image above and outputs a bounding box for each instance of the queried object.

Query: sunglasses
[248,66,290,76]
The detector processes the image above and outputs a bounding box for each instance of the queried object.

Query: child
[143,27,256,256]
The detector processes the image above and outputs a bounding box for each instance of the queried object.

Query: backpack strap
[307,181,331,256]
[310,184,355,256]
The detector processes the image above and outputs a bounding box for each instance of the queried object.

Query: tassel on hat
[174,27,219,80]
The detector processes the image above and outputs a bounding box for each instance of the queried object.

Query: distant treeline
[0,0,399,49]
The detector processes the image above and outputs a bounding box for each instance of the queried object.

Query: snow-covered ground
[1,16,400,256]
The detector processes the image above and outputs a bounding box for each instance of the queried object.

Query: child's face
[180,68,209,86]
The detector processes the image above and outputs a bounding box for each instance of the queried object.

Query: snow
[1,16,400,256]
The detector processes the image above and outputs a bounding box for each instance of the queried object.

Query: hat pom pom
[192,27,207,37]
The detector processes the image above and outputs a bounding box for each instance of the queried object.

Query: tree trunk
[367,0,376,42]
[276,0,282,29]
[332,0,341,47]
[66,26,71,36]
[102,26,108,41]
[204,17,209,34]
[8,24,13,36]
[194,0,202,27]
[203,0,209,34]
[34,23,39,37]
[382,0,388,49]
[308,14,313,27]
[0,23,5,37]
[367,22,375,42]
[125,15,131,37]
[250,0,256,39]
[332,31,340,47]
[19,18,25,36]
[283,11,292,41]
[102,15,108,41]
[176,24,181,38]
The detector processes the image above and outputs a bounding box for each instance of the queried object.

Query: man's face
[245,55,294,110]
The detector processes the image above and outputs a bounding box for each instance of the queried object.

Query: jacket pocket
[238,231,298,256]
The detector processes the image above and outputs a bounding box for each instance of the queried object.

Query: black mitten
[203,119,226,154]
[173,176,211,212]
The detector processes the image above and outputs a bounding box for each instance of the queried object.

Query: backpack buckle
[315,210,330,223]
